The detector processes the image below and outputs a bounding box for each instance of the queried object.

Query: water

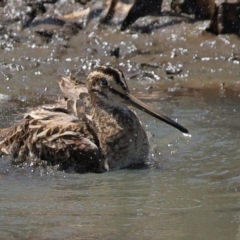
[0,89,240,239]
[0,2,240,238]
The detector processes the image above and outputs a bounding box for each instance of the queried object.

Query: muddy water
[0,2,240,239]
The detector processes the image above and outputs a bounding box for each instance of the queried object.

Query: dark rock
[99,0,163,31]
[206,2,240,36]
[171,0,215,19]
[121,0,163,31]
[109,46,120,58]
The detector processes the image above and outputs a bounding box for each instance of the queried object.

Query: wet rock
[98,0,163,31]
[23,2,49,28]
[171,0,216,19]
[86,1,104,26]
[35,29,53,42]
[134,70,161,81]
[206,2,240,36]
[27,16,66,29]
[0,0,6,8]
[99,0,133,24]
[140,63,160,69]
[0,1,58,28]
[165,63,182,75]
[0,27,20,50]
[109,46,120,58]
[75,0,91,4]
[100,0,118,24]
[25,18,82,47]
[0,0,85,43]
[121,0,163,31]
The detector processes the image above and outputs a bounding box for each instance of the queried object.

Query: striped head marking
[87,65,130,100]
[87,66,189,133]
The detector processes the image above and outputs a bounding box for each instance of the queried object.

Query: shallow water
[1,89,240,240]
[0,1,240,239]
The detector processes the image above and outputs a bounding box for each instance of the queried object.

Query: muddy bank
[0,0,239,109]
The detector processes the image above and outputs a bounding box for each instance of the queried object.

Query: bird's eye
[99,78,108,86]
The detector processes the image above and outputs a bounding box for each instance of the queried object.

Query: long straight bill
[127,93,189,134]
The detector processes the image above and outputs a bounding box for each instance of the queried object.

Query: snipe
[0,66,188,173]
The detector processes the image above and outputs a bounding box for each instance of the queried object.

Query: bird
[0,66,188,173]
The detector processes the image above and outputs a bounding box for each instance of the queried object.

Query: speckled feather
[0,110,102,172]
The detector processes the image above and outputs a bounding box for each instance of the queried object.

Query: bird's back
[0,109,103,173]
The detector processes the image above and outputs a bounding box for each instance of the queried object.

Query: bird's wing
[0,109,102,173]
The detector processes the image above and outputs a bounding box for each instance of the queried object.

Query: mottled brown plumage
[57,75,92,119]
[0,66,188,173]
